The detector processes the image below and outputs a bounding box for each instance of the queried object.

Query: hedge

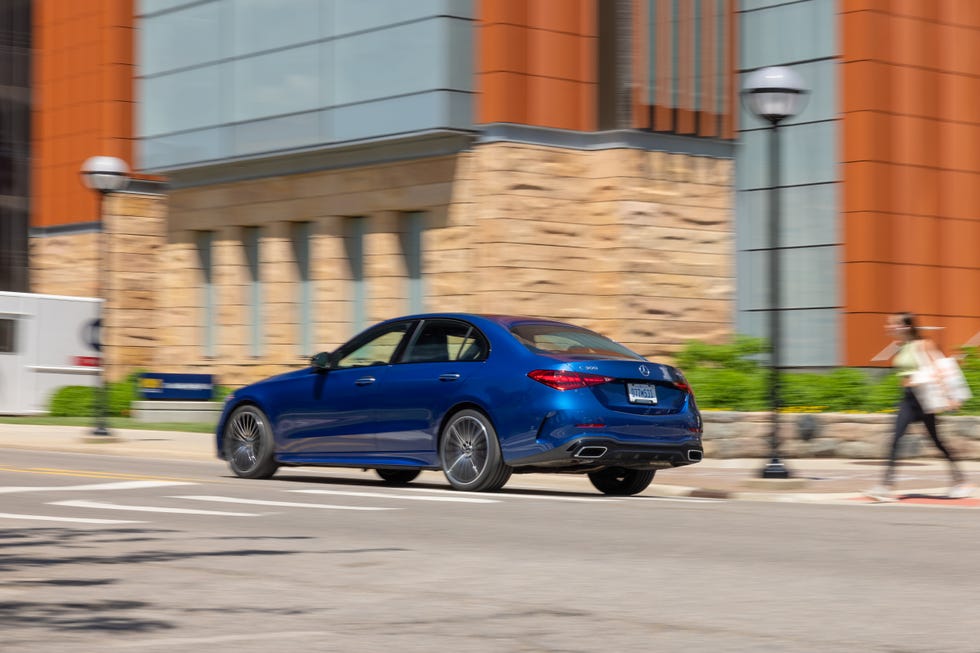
[677,337,980,414]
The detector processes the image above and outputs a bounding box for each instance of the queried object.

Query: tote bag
[910,341,972,414]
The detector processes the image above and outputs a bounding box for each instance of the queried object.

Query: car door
[373,319,490,456]
[275,320,414,455]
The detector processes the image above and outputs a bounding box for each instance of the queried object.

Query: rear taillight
[674,381,694,395]
[528,369,613,391]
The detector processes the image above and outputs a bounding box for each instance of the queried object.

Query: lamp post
[741,67,808,479]
[80,156,130,439]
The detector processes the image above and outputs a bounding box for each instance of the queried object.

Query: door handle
[439,373,461,382]
[355,376,376,386]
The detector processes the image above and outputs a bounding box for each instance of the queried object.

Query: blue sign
[138,373,214,401]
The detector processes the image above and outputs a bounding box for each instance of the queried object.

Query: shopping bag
[909,342,971,413]
[934,356,972,404]
[911,370,952,414]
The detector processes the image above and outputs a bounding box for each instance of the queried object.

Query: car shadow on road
[267,473,611,499]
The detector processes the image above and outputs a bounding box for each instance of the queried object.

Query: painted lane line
[1,466,199,483]
[375,486,621,503]
[290,489,499,503]
[0,512,144,524]
[0,480,195,494]
[172,495,395,511]
[50,500,261,517]
[633,496,726,503]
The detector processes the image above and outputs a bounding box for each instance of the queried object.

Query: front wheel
[223,405,279,479]
[588,468,655,496]
[439,409,511,492]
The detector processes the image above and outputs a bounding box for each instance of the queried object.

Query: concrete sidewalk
[1,422,978,504]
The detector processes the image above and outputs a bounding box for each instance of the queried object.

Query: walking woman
[865,313,973,502]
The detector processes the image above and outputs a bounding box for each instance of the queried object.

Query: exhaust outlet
[687,450,703,462]
[574,446,608,459]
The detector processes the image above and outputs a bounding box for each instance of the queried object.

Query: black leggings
[884,387,962,486]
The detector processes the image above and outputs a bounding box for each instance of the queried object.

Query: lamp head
[80,156,131,192]
[741,66,809,125]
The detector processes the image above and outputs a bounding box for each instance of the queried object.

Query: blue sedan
[216,314,703,495]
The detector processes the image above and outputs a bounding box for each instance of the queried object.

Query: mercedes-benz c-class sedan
[216,313,702,495]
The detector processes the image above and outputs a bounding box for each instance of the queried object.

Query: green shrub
[49,379,138,418]
[49,386,96,417]
[678,337,980,415]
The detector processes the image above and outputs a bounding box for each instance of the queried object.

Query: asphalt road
[2,449,979,653]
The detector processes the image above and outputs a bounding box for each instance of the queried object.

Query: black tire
[588,467,656,496]
[439,409,512,492]
[376,468,421,485]
[223,405,279,479]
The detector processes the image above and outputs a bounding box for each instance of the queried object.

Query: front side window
[334,322,411,369]
[403,320,488,363]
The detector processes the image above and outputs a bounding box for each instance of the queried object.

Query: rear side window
[510,323,641,361]
[403,320,488,363]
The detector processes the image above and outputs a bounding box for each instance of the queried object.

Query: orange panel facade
[476,0,597,131]
[840,1,980,364]
[477,0,736,138]
[31,0,135,229]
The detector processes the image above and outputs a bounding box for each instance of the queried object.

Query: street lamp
[741,67,808,479]
[80,156,130,439]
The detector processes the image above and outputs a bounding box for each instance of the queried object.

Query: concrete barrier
[132,400,221,424]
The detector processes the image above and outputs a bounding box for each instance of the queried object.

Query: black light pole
[80,156,130,439]
[741,67,808,479]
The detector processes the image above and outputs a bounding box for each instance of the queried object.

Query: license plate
[627,383,658,404]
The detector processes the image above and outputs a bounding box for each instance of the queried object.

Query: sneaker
[948,483,975,499]
[864,486,897,502]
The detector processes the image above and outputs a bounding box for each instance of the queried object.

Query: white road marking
[108,631,335,648]
[0,512,144,524]
[380,486,621,503]
[634,496,726,503]
[172,495,395,511]
[0,480,195,494]
[291,489,499,503]
[50,500,261,517]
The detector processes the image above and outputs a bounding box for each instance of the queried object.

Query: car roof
[388,313,576,330]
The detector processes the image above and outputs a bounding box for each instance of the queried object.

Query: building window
[244,226,262,357]
[195,231,216,357]
[0,318,16,353]
[345,217,366,334]
[291,221,313,356]
[402,211,424,314]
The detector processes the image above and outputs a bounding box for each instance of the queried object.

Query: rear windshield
[510,323,643,361]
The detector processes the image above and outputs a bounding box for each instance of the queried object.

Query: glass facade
[0,0,30,292]
[137,0,476,170]
[735,0,840,367]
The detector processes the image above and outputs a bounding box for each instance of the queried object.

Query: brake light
[674,381,694,395]
[528,369,613,391]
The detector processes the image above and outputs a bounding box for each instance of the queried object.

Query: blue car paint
[216,313,702,471]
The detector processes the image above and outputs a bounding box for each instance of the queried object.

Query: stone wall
[32,142,735,388]
[704,411,980,460]
[30,192,168,381]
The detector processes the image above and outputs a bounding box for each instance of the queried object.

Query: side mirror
[310,352,333,370]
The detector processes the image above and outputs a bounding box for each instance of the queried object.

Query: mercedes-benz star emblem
[638,365,650,377]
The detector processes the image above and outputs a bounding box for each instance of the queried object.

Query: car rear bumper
[506,436,703,472]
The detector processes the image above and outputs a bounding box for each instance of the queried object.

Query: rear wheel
[376,469,421,485]
[223,405,278,479]
[439,409,511,492]
[588,467,655,496]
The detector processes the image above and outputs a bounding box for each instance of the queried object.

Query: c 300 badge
[638,365,650,377]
